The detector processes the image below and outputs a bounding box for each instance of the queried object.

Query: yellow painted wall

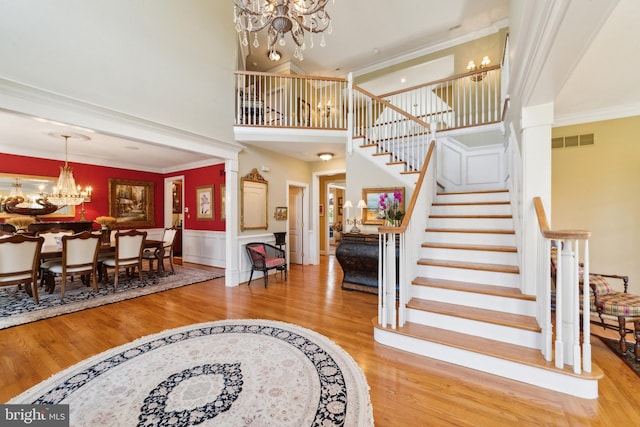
[552,116,640,293]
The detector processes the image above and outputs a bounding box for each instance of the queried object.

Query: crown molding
[0,78,243,165]
[554,102,640,127]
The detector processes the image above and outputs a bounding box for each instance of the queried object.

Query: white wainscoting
[437,137,505,192]
[182,229,226,268]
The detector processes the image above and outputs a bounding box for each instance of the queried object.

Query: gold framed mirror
[240,168,268,231]
[0,173,75,218]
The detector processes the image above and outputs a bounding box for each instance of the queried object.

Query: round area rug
[10,319,374,426]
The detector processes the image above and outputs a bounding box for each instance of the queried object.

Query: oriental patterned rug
[9,319,374,426]
[598,335,640,379]
[0,265,224,330]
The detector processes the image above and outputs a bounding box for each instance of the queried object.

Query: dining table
[40,238,165,293]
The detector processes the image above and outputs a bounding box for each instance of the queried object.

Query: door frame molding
[286,180,310,265]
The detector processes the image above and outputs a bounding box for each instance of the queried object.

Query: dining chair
[37,229,74,287]
[101,229,147,289]
[142,227,177,273]
[47,231,102,300]
[0,234,45,303]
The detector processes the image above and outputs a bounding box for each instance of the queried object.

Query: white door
[288,186,304,264]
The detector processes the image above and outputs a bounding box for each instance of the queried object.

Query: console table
[0,221,94,234]
[335,232,399,294]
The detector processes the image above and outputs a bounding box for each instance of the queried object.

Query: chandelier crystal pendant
[46,134,88,207]
[234,0,334,61]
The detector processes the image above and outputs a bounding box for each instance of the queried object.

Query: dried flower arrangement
[95,216,117,228]
[6,216,36,231]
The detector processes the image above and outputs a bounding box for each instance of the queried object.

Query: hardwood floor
[1,256,639,426]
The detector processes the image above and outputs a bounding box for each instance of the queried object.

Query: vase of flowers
[379,190,404,227]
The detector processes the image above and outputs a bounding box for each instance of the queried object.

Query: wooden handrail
[533,197,590,240]
[234,70,347,83]
[353,86,431,130]
[378,64,501,98]
[378,141,435,234]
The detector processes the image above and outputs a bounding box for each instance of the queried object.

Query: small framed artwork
[319,204,324,216]
[108,178,155,228]
[297,97,310,126]
[220,184,226,221]
[338,197,343,207]
[196,185,214,220]
[338,207,343,216]
[274,206,288,220]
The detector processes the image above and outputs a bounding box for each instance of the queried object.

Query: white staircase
[373,189,603,398]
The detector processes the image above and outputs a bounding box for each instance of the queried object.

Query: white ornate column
[225,158,240,287]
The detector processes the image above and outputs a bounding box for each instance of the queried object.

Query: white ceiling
[1,0,637,170]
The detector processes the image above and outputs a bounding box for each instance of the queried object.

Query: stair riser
[416,265,520,287]
[435,192,510,204]
[428,217,514,230]
[410,285,536,316]
[406,309,540,349]
[431,204,511,216]
[373,329,599,399]
[425,231,516,246]
[420,247,518,265]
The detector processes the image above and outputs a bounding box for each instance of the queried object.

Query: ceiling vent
[552,133,594,149]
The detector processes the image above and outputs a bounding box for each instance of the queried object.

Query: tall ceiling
[1,0,637,171]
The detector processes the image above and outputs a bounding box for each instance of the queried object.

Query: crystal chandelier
[234,0,334,61]
[47,134,90,207]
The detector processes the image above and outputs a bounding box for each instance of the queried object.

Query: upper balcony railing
[234,65,502,134]
[235,71,348,129]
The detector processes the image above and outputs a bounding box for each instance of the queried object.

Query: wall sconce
[467,56,491,82]
[318,152,334,161]
[317,100,331,117]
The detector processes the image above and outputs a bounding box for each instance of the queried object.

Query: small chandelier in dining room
[233,0,335,61]
[46,133,91,207]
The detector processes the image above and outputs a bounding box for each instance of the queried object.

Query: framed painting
[196,185,214,220]
[362,187,405,225]
[274,206,287,220]
[297,97,310,126]
[108,178,154,228]
[319,204,324,217]
[220,184,226,221]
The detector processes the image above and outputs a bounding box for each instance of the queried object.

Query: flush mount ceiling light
[234,0,335,61]
[318,152,333,161]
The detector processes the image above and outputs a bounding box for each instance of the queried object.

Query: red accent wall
[1,153,163,229]
[175,164,226,231]
[1,153,226,232]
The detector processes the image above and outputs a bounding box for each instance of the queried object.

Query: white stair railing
[534,197,592,373]
[352,86,431,172]
[378,142,436,328]
[380,65,501,131]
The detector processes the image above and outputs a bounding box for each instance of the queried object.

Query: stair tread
[372,319,603,380]
[433,201,510,206]
[412,277,535,300]
[418,258,520,274]
[429,214,512,219]
[437,189,508,195]
[426,228,515,235]
[407,298,539,331]
[421,242,517,253]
